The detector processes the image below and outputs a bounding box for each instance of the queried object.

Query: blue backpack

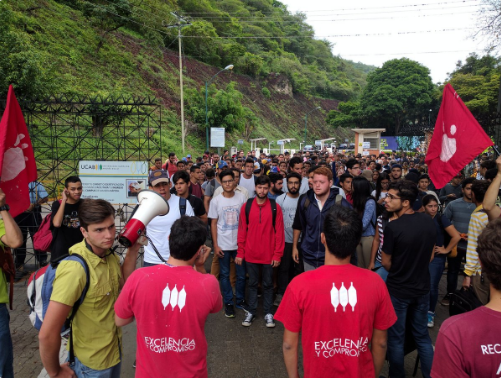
[27,254,90,363]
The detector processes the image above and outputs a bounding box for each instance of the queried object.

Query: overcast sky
[279,0,488,83]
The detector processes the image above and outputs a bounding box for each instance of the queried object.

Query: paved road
[11,256,455,378]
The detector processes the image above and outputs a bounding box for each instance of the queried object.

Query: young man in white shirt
[143,170,194,266]
[239,158,256,198]
[208,170,247,318]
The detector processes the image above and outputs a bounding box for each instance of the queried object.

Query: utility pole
[166,13,191,154]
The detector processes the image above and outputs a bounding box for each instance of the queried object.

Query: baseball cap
[187,154,192,158]
[149,170,170,186]
[454,172,463,178]
[217,161,228,169]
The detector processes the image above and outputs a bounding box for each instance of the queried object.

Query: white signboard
[363,141,371,149]
[79,161,148,204]
[315,140,322,146]
[210,127,225,148]
[277,140,284,145]
[362,150,370,156]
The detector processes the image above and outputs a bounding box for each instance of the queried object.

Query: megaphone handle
[144,234,167,263]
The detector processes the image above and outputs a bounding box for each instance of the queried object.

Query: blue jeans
[388,294,434,378]
[70,357,121,378]
[429,255,446,313]
[374,260,389,282]
[219,250,246,305]
[0,303,13,378]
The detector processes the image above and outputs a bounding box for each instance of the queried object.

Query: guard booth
[352,128,386,156]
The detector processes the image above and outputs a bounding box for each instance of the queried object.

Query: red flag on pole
[425,83,493,189]
[0,85,37,217]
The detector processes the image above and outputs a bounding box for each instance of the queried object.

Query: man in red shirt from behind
[114,216,221,378]
[275,205,396,378]
[431,218,501,378]
[236,174,285,328]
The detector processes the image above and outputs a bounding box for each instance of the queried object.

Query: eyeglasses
[386,193,401,201]
[222,179,234,185]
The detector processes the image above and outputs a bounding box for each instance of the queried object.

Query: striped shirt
[376,216,393,263]
[464,205,488,277]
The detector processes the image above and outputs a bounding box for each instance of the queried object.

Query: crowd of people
[0,147,500,378]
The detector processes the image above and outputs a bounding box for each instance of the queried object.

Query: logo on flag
[425,84,493,189]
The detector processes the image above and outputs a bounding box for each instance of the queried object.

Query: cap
[217,161,228,169]
[254,162,260,170]
[149,170,170,186]
[454,172,463,178]
[270,166,278,173]
[187,154,192,158]
[262,159,268,164]
[392,164,402,169]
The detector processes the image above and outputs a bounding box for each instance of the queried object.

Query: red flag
[0,85,37,217]
[425,83,493,189]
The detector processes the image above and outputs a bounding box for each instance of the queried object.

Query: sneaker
[236,301,250,312]
[441,294,450,306]
[427,312,435,328]
[133,360,136,368]
[265,313,275,328]
[224,304,235,318]
[242,312,256,327]
[274,294,283,307]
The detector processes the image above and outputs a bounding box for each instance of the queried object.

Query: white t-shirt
[239,175,255,198]
[144,195,195,264]
[276,193,301,244]
[208,192,246,250]
[371,190,388,201]
[212,185,249,200]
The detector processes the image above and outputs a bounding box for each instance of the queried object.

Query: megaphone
[118,189,169,247]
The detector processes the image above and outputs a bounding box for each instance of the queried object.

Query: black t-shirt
[188,195,206,217]
[382,212,436,299]
[50,200,84,261]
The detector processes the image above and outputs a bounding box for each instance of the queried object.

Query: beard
[288,187,299,194]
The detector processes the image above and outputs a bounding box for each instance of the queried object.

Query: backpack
[245,198,277,231]
[33,201,61,252]
[27,253,90,364]
[0,246,15,309]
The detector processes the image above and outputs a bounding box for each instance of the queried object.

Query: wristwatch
[0,204,10,212]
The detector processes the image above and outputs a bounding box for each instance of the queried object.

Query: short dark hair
[471,180,490,203]
[477,218,501,291]
[323,206,362,259]
[485,168,498,181]
[169,216,207,261]
[461,177,475,188]
[419,174,430,182]
[346,159,359,170]
[172,170,190,185]
[339,173,352,183]
[245,158,255,166]
[65,176,81,188]
[231,168,241,175]
[308,165,318,174]
[255,175,270,187]
[190,165,200,173]
[169,152,176,158]
[422,194,439,207]
[286,172,302,182]
[155,158,162,162]
[205,168,215,179]
[219,169,234,181]
[268,172,283,184]
[176,161,185,167]
[389,180,419,204]
[480,160,496,170]
[79,199,114,231]
[289,157,302,170]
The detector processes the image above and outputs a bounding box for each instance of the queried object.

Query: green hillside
[0,0,374,155]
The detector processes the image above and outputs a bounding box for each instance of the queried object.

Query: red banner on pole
[0,85,37,217]
[425,83,493,189]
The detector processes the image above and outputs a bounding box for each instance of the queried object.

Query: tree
[444,53,501,116]
[359,58,436,135]
[475,0,501,51]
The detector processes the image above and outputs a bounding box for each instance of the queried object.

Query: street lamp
[429,109,432,127]
[205,64,234,151]
[304,106,321,147]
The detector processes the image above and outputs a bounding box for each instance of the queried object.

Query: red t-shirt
[275,264,396,378]
[114,265,222,378]
[431,306,501,378]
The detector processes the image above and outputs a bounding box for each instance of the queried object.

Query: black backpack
[245,198,277,231]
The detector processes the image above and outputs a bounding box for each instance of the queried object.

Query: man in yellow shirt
[0,188,23,378]
[39,199,141,378]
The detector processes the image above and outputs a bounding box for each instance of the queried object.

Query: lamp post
[304,106,321,147]
[205,64,234,151]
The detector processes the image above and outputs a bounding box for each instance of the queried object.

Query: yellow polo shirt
[50,240,122,370]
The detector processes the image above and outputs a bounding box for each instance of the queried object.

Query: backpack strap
[179,197,187,217]
[335,194,343,205]
[269,199,277,232]
[245,198,254,229]
[303,197,311,211]
[63,253,90,364]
